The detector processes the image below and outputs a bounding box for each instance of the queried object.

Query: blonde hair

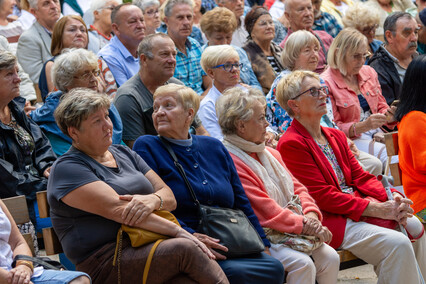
[342,3,380,30]
[281,30,320,70]
[200,45,239,72]
[216,87,265,135]
[200,7,238,37]
[276,70,319,117]
[327,28,368,76]
[154,83,200,114]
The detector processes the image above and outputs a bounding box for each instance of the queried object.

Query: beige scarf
[223,134,294,207]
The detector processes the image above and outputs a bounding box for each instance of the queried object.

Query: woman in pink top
[321,28,396,168]
[216,87,339,284]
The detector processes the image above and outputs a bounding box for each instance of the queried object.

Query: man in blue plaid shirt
[312,0,342,38]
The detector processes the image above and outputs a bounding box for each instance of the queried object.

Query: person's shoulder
[194,135,223,147]
[187,36,202,49]
[116,75,142,95]
[313,30,333,41]
[134,135,160,149]
[402,110,426,123]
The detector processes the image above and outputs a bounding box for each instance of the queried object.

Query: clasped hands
[119,194,159,226]
[301,212,332,244]
[380,193,414,226]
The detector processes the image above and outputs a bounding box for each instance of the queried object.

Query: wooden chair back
[384,132,402,187]
[2,195,35,255]
[36,191,63,255]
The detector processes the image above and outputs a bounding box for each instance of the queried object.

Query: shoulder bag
[159,137,265,258]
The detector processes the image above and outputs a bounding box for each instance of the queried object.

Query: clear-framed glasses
[292,86,329,100]
[74,70,101,80]
[352,51,372,61]
[211,62,243,72]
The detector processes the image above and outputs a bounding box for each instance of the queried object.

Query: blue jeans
[31,269,90,283]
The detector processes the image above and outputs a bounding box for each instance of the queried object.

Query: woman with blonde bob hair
[266,30,320,133]
[217,86,339,284]
[276,70,426,283]
[322,28,396,167]
[133,83,285,284]
[342,3,382,58]
[198,45,244,140]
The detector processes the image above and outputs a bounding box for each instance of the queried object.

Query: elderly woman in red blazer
[275,70,426,283]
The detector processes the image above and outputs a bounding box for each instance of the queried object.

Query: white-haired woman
[342,3,382,61]
[134,0,161,35]
[31,48,122,156]
[88,0,122,52]
[216,87,340,284]
[198,45,243,140]
[321,28,396,167]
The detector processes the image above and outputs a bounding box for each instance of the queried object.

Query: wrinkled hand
[394,195,414,226]
[366,113,387,130]
[8,265,33,284]
[301,216,322,236]
[315,226,332,243]
[43,167,51,178]
[373,132,385,143]
[348,139,360,158]
[193,233,228,260]
[385,106,397,124]
[119,194,158,226]
[174,229,216,259]
[265,131,277,148]
[24,101,36,118]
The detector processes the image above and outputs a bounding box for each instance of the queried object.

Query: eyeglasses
[74,70,101,80]
[292,86,328,100]
[352,51,372,61]
[145,9,159,16]
[361,24,378,34]
[211,62,243,72]
[102,5,115,11]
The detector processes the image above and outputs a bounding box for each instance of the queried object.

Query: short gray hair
[200,45,239,72]
[52,48,98,92]
[137,33,171,59]
[384,12,413,44]
[163,0,194,18]
[54,88,111,137]
[0,50,17,70]
[216,87,265,135]
[28,0,38,9]
[276,70,319,117]
[91,0,123,11]
[281,30,319,70]
[133,0,160,12]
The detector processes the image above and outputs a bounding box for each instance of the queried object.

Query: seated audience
[0,199,90,284]
[365,0,415,40]
[216,0,247,47]
[31,48,122,156]
[217,87,340,284]
[115,33,206,148]
[88,0,121,52]
[243,6,283,94]
[133,83,285,284]
[199,45,243,139]
[312,0,342,38]
[276,70,426,283]
[320,0,354,26]
[0,50,56,228]
[396,55,426,224]
[62,0,91,16]
[0,0,24,54]
[416,9,426,54]
[17,0,61,83]
[200,7,262,91]
[164,0,210,94]
[342,3,382,62]
[98,3,146,87]
[16,0,36,31]
[281,0,333,74]
[368,12,418,105]
[134,0,161,36]
[48,88,227,283]
[39,15,89,101]
[322,28,396,167]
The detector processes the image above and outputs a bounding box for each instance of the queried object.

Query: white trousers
[340,219,426,284]
[270,242,339,284]
[357,150,383,176]
[354,132,388,169]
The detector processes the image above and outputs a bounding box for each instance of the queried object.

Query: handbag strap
[143,239,163,284]
[159,136,200,206]
[12,255,66,271]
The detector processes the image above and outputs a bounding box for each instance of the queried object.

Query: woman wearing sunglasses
[321,28,396,168]
[198,45,245,140]
[275,70,426,284]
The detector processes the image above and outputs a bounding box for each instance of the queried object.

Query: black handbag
[12,255,67,271]
[160,137,265,258]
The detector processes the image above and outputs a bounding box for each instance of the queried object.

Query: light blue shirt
[98,36,139,87]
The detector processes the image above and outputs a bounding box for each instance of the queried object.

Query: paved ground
[338,264,377,283]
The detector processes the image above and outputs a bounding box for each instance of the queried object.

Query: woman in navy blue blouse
[133,83,285,284]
